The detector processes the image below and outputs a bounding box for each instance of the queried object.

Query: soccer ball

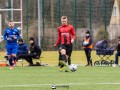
[69,64,77,72]
[83,41,88,45]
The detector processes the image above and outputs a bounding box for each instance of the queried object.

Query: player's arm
[54,28,61,47]
[3,30,7,40]
[3,30,10,41]
[13,29,21,39]
[71,26,76,44]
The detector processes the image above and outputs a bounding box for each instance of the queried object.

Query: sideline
[0,82,120,87]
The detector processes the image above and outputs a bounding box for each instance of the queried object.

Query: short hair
[18,38,23,42]
[61,16,67,20]
[86,30,90,34]
[29,37,34,41]
[9,20,14,22]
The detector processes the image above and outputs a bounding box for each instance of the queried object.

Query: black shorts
[58,44,73,57]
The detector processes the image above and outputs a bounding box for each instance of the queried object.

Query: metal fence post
[74,0,77,50]
[58,0,61,26]
[26,0,29,44]
[89,0,93,35]
[42,0,45,49]
[104,0,107,39]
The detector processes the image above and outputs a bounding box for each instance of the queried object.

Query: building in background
[108,0,120,39]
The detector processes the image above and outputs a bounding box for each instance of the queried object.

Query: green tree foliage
[95,27,109,41]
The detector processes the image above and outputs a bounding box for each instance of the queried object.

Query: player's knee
[11,54,16,57]
[8,55,12,58]
[60,49,66,55]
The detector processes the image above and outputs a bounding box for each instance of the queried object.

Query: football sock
[9,58,13,66]
[68,57,71,65]
[61,54,66,62]
[13,56,17,62]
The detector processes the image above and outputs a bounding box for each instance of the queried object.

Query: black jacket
[117,43,120,53]
[30,43,42,57]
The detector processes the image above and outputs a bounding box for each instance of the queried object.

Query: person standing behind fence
[3,20,20,69]
[54,16,76,72]
[82,30,93,66]
[113,40,120,67]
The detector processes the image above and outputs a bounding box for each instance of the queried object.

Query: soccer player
[3,20,20,69]
[82,30,93,66]
[54,16,76,71]
[58,50,71,66]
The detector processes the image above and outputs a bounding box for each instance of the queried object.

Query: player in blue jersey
[3,20,20,69]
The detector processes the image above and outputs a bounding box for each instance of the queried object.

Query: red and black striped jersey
[55,24,76,46]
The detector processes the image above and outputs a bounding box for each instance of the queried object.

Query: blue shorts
[6,44,17,55]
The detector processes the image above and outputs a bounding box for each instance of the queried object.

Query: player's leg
[12,54,17,66]
[64,44,73,72]
[67,44,72,65]
[59,49,66,66]
[11,45,18,66]
[59,44,67,71]
[6,45,14,69]
[9,55,14,69]
[68,57,71,65]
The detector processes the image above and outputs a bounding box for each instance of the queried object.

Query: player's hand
[71,39,74,44]
[13,36,17,39]
[53,44,56,47]
[7,38,11,41]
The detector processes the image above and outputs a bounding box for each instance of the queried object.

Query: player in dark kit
[54,16,76,72]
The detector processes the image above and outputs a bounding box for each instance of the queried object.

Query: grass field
[0,51,120,90]
[0,51,116,66]
[0,66,120,90]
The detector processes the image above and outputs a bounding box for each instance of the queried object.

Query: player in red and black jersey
[54,16,76,72]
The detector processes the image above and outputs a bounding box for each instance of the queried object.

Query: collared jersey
[4,27,20,45]
[55,24,76,46]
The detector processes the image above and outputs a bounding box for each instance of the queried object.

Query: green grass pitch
[0,51,119,90]
[0,66,120,90]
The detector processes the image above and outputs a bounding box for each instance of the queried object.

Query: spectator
[17,38,28,56]
[82,30,93,66]
[113,40,120,67]
[17,37,42,66]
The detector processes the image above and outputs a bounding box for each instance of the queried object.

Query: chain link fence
[0,0,119,51]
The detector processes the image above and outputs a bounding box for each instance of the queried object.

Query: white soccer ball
[69,64,77,72]
[83,41,88,45]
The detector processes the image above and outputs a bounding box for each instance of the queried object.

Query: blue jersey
[4,27,20,45]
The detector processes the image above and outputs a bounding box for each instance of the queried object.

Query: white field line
[0,83,120,87]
